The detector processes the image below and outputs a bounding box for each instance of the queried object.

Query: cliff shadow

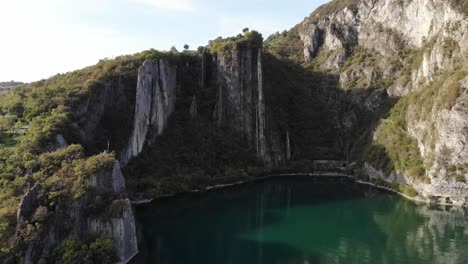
[263,53,396,162]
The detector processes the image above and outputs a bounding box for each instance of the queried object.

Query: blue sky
[0,0,330,82]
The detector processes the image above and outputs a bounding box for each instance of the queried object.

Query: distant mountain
[0,81,24,94]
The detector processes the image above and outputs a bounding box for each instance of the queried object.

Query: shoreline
[130,172,466,208]
[130,173,374,205]
[355,180,427,204]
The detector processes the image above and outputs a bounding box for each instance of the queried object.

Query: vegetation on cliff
[363,103,426,180]
[0,143,117,261]
[56,236,115,264]
[364,36,466,182]
[209,29,263,55]
[0,50,170,260]
[450,0,468,15]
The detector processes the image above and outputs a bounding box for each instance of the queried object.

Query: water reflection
[132,177,468,264]
[373,201,468,264]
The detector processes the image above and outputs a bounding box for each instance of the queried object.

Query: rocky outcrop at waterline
[364,163,468,207]
[87,161,138,263]
[87,199,138,264]
[14,157,138,264]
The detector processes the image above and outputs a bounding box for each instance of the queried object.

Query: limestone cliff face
[87,199,138,264]
[434,86,468,166]
[86,161,138,263]
[297,0,467,203]
[299,0,467,93]
[406,88,468,206]
[121,59,177,165]
[211,47,285,165]
[121,46,286,167]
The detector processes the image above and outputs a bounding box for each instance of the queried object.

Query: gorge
[0,0,466,263]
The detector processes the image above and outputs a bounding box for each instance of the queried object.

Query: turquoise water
[133,177,468,264]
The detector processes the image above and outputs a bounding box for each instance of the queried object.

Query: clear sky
[0,0,330,82]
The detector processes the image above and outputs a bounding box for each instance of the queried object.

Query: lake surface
[132,176,468,264]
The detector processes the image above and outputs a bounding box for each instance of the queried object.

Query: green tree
[197,46,205,54]
[59,237,115,264]
[183,44,189,50]
[170,46,178,53]
[0,114,16,133]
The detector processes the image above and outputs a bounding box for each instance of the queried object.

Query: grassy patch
[364,96,426,180]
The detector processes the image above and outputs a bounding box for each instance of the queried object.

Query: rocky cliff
[15,152,138,264]
[210,46,285,165]
[123,34,287,181]
[293,0,467,203]
[121,0,466,203]
[299,0,467,93]
[74,74,137,156]
[9,34,291,263]
[87,199,138,264]
[81,161,138,264]
[121,59,177,166]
